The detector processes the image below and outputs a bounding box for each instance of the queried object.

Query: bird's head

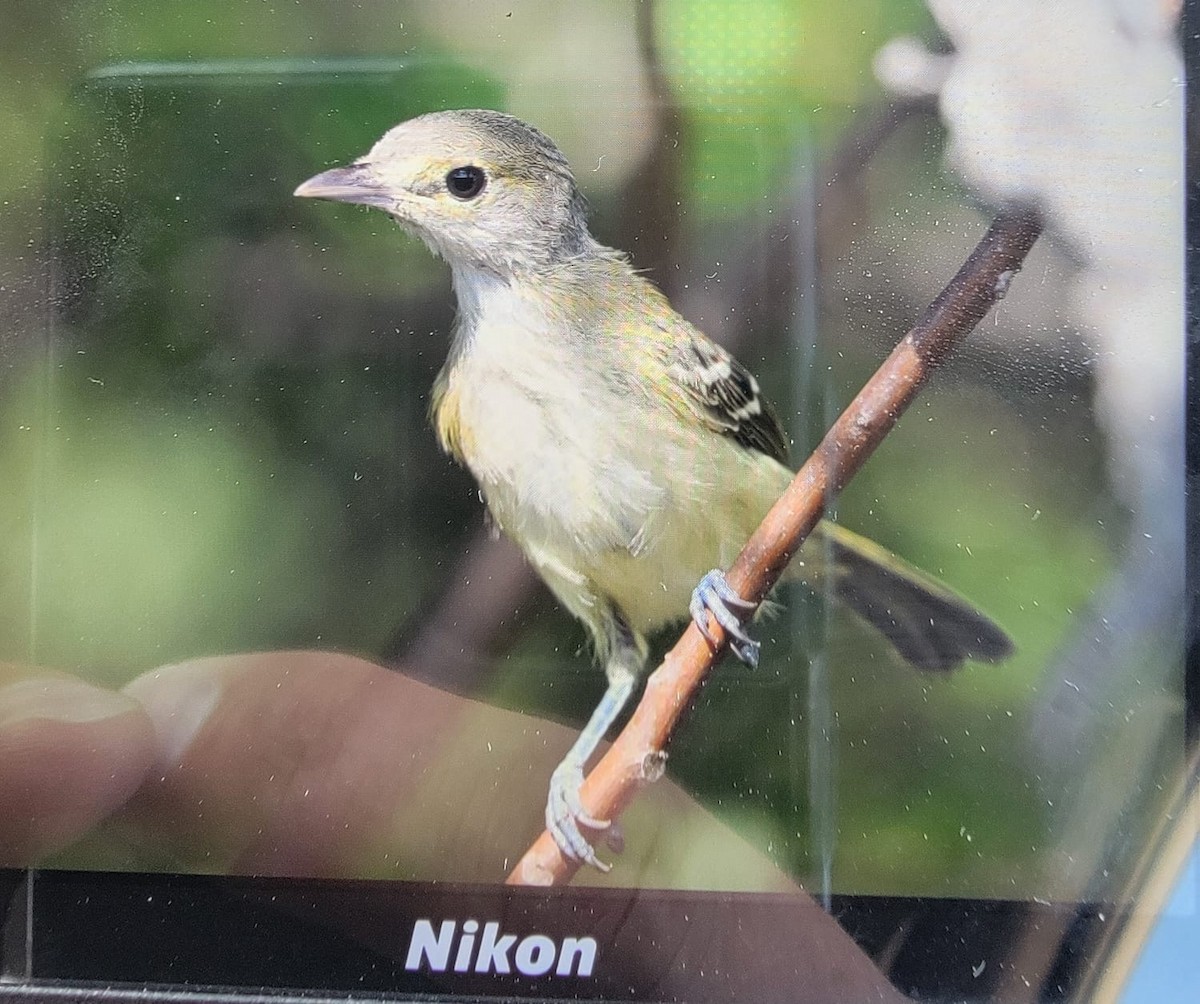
[295,109,594,278]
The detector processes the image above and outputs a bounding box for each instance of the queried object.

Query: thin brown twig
[507,207,1044,887]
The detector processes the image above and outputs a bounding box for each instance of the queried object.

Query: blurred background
[0,0,1186,906]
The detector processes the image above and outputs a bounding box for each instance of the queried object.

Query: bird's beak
[293,163,392,209]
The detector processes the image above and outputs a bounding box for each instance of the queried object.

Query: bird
[295,108,1013,870]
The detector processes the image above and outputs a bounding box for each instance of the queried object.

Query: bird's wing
[665,326,790,464]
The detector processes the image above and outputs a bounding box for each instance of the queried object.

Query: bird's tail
[795,521,1013,672]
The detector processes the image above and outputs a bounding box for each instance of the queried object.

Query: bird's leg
[690,569,761,666]
[546,613,644,871]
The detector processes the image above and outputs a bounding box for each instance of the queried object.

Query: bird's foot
[546,759,612,872]
[690,569,760,667]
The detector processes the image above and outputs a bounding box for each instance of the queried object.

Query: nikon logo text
[404,919,597,977]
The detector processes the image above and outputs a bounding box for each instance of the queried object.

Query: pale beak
[293,163,392,209]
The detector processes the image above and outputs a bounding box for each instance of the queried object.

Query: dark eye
[445,165,486,200]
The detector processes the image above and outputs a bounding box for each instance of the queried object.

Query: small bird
[295,109,1012,870]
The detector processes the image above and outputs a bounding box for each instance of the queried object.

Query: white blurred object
[877,0,1187,871]
[876,1,1183,521]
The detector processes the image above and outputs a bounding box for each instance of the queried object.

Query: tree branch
[507,208,1044,887]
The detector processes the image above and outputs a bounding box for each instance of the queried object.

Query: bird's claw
[546,761,612,872]
[690,569,761,667]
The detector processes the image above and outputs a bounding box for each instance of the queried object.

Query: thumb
[0,664,156,864]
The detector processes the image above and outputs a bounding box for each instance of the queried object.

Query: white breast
[445,267,664,559]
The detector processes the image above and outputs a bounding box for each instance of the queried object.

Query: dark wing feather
[815,522,1014,672]
[670,332,789,463]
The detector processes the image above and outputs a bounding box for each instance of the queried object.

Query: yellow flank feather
[431,372,470,464]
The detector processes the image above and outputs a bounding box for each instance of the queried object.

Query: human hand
[0,651,791,888]
[0,651,908,1001]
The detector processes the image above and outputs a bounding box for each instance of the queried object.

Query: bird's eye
[445,165,486,200]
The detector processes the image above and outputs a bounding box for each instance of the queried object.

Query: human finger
[0,663,156,864]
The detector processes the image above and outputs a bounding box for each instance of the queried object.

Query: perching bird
[295,108,1013,870]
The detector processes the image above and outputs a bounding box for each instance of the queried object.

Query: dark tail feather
[815,523,1014,672]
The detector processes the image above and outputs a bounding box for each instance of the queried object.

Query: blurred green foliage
[657,0,929,208]
[0,1,1164,901]
[2,57,503,681]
